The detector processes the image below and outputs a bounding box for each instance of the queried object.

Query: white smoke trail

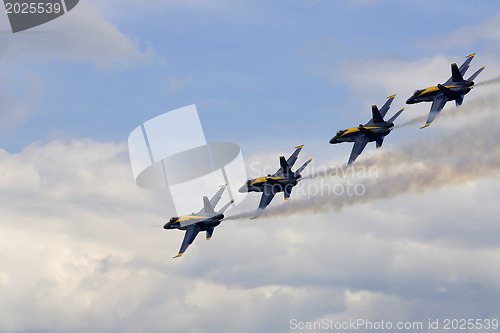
[475,75,500,87]
[227,94,500,220]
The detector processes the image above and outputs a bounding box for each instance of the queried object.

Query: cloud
[0,139,499,331]
[0,1,156,67]
[420,12,500,51]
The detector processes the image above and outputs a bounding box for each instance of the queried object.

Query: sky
[1,0,500,332]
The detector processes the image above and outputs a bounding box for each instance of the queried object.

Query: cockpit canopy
[336,129,346,137]
[413,89,424,96]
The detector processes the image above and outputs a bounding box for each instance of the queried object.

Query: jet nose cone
[238,184,248,193]
[406,97,415,104]
[163,222,171,229]
[329,137,337,144]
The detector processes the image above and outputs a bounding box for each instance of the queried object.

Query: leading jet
[163,185,234,258]
[329,94,404,166]
[238,145,312,212]
[406,53,485,128]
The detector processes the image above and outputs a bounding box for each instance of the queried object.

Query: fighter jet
[329,95,404,166]
[406,53,485,128]
[238,145,312,212]
[163,185,234,258]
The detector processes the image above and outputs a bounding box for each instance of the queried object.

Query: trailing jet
[238,145,312,212]
[163,185,234,258]
[329,95,404,166]
[406,53,485,128]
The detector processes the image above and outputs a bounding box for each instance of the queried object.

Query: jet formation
[164,185,234,258]
[329,95,404,165]
[406,53,485,128]
[161,53,485,257]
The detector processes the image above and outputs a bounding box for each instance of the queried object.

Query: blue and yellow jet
[406,53,485,129]
[164,185,234,258]
[330,95,404,166]
[238,145,312,212]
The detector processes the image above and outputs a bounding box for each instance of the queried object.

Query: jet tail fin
[378,94,396,118]
[467,66,485,82]
[279,156,291,175]
[387,108,405,123]
[451,63,464,82]
[217,199,235,214]
[295,158,312,174]
[209,184,227,208]
[202,196,216,214]
[371,105,384,123]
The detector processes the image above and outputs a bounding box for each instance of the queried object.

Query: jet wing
[421,97,448,129]
[258,184,277,210]
[174,224,201,258]
[347,136,369,165]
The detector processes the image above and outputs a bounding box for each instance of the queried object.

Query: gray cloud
[0,132,499,332]
[0,1,157,68]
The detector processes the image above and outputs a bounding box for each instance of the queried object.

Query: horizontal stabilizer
[467,66,485,82]
[295,158,312,174]
[387,108,405,123]
[455,94,464,106]
[217,199,235,214]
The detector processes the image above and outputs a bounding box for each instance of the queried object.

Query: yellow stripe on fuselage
[339,126,379,137]
[251,176,287,186]
[177,215,211,222]
[417,85,458,97]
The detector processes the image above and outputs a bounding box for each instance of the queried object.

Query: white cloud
[420,12,500,51]
[0,1,157,67]
[0,137,499,332]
